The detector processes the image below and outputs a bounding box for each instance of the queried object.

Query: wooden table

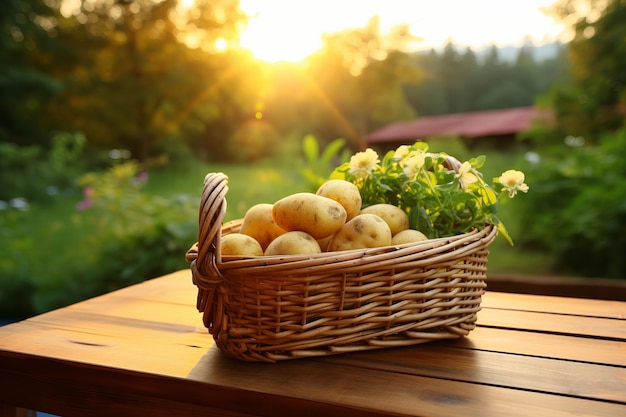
[1,270,625,417]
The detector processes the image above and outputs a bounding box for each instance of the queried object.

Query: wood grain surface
[1,270,624,417]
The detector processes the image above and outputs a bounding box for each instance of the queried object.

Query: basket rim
[214,222,497,275]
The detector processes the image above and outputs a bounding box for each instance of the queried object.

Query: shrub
[0,210,37,318]
[515,129,626,278]
[13,161,200,315]
[0,132,87,203]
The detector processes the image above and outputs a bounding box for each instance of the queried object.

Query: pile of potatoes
[220,179,429,257]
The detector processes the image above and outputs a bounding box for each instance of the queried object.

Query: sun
[238,1,333,63]
[237,0,413,63]
[237,0,567,63]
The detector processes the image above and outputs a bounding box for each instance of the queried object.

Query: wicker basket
[186,172,498,362]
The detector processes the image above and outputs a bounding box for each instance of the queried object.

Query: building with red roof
[364,106,551,151]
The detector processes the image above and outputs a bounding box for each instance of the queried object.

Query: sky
[239,0,569,63]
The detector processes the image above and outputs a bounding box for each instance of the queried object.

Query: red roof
[365,107,550,144]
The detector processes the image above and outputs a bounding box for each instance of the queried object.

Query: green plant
[299,135,350,191]
[515,129,626,279]
[0,132,87,202]
[0,210,37,318]
[330,141,529,243]
[27,161,200,312]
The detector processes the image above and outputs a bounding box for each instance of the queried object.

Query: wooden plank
[477,307,626,340]
[76,271,198,308]
[451,326,626,366]
[3,346,625,417]
[187,348,626,417]
[0,351,265,417]
[320,343,626,404]
[0,314,211,378]
[482,291,626,319]
[487,273,626,301]
[0,274,209,376]
[2,270,625,416]
[1,270,623,377]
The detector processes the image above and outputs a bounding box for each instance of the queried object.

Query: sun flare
[237,0,566,63]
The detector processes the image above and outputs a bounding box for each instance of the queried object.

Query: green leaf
[319,138,346,166]
[472,155,486,169]
[302,134,319,164]
[495,218,514,246]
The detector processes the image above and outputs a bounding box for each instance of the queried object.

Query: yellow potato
[316,234,333,252]
[272,193,347,239]
[327,213,392,252]
[220,233,263,256]
[264,231,322,256]
[391,229,429,245]
[316,179,362,221]
[360,204,409,236]
[239,203,287,250]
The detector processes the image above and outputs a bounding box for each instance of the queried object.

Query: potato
[327,213,392,252]
[220,233,263,256]
[316,179,362,221]
[239,203,287,250]
[264,231,322,256]
[316,234,333,252]
[272,193,347,239]
[391,229,429,245]
[360,204,409,236]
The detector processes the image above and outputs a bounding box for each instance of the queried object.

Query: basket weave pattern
[186,172,498,362]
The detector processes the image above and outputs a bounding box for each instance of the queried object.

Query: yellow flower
[348,148,380,179]
[394,145,410,159]
[402,150,426,178]
[499,170,529,197]
[457,161,478,188]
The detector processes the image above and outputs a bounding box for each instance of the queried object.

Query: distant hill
[416,41,566,63]
[475,41,565,62]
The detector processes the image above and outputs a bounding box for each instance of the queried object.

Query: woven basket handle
[185,172,229,332]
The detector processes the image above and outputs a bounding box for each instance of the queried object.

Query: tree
[544,0,626,141]
[39,0,249,162]
[403,41,568,118]
[357,51,421,134]
[286,17,420,151]
[0,0,63,146]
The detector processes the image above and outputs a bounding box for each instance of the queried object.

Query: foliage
[0,0,63,146]
[75,161,196,239]
[2,0,570,163]
[0,132,87,202]
[0,1,70,144]
[35,161,197,314]
[299,135,350,191]
[272,19,421,150]
[403,42,568,117]
[330,141,529,243]
[514,129,626,279]
[0,158,314,318]
[35,0,250,162]
[540,0,626,142]
[0,209,36,318]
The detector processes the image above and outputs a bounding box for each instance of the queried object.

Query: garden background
[2,0,626,320]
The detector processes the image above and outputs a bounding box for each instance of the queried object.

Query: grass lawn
[144,159,306,221]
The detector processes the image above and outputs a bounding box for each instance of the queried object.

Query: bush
[0,132,87,203]
[43,162,199,310]
[0,210,37,318]
[0,160,199,317]
[516,129,626,279]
